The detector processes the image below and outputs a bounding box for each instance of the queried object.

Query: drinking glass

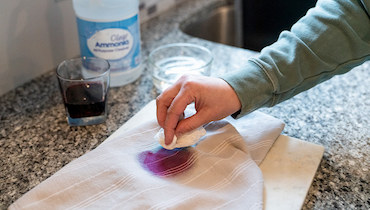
[56,57,110,126]
[149,43,213,92]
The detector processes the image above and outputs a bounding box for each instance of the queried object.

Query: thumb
[175,110,211,135]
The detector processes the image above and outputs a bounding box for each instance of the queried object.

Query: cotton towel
[9,110,284,210]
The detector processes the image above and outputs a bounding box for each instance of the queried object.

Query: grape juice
[64,82,107,119]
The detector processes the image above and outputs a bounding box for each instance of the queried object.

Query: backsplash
[139,0,185,23]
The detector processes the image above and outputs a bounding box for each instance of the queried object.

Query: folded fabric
[9,110,284,210]
[155,126,207,150]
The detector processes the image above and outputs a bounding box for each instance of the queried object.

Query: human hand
[156,74,242,145]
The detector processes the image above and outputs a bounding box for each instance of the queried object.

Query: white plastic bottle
[73,0,142,87]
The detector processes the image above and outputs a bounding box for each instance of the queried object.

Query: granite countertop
[1,0,370,209]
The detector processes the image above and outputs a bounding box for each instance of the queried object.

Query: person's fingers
[156,82,182,128]
[161,113,185,145]
[163,82,195,145]
[163,104,190,145]
[156,75,242,146]
[174,78,242,135]
[156,96,170,128]
[175,109,212,135]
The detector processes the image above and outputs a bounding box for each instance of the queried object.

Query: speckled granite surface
[1,0,370,209]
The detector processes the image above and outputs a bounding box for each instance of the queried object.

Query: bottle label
[87,28,133,60]
[76,14,141,73]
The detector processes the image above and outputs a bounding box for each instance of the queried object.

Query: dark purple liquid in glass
[64,83,107,119]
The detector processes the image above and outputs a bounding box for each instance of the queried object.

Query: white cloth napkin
[9,111,284,210]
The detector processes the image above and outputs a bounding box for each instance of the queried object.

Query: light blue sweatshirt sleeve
[220,0,370,118]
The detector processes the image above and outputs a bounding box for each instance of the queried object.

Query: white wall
[0,0,80,96]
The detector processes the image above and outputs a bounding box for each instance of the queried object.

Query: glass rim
[148,43,213,71]
[56,57,110,82]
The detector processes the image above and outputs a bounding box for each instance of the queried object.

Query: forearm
[221,0,370,118]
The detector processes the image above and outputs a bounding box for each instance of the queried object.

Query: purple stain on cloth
[138,147,195,177]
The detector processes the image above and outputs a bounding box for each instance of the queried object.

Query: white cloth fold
[9,110,284,210]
